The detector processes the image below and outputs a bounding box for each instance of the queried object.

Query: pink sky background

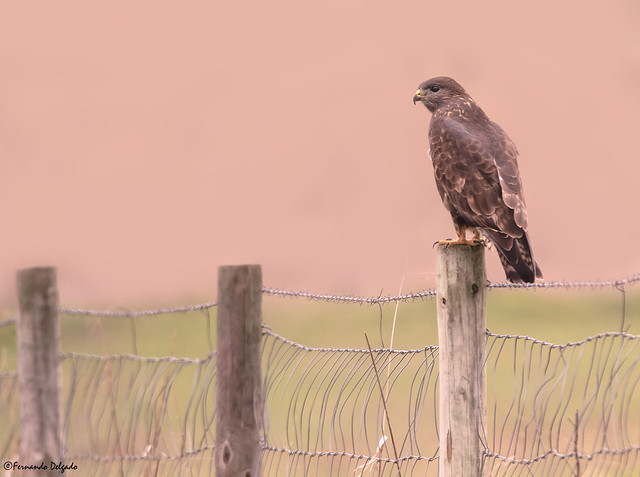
[1,1,640,307]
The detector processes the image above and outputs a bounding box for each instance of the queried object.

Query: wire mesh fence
[61,351,217,476]
[0,272,639,476]
[484,330,640,476]
[260,328,439,476]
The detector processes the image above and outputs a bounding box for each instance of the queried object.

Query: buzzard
[413,76,542,283]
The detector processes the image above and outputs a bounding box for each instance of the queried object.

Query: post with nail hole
[436,245,487,476]
[215,265,263,477]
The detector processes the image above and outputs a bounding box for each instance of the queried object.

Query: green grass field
[0,287,638,476]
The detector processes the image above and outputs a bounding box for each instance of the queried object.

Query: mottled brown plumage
[413,76,542,283]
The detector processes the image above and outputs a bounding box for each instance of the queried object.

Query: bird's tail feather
[482,230,542,283]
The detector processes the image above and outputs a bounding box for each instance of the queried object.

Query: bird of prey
[413,76,542,283]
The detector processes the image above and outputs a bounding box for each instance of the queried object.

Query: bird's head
[413,76,469,112]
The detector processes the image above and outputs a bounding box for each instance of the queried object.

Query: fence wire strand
[0,273,637,325]
[0,273,639,475]
[59,301,219,318]
[262,286,437,305]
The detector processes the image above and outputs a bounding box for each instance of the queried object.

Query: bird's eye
[430,85,440,92]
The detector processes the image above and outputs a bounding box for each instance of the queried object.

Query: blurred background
[1,0,639,307]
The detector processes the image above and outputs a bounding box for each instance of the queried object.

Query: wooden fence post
[216,265,263,477]
[436,245,487,477]
[16,267,62,476]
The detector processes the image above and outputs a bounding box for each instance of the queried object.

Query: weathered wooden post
[436,245,487,477]
[215,265,263,477]
[16,267,62,476]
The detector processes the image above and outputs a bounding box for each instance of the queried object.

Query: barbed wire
[261,445,438,463]
[59,300,218,317]
[262,327,438,354]
[0,273,637,324]
[483,445,640,465]
[263,273,640,306]
[0,301,218,326]
[485,329,640,349]
[262,286,437,304]
[486,272,640,290]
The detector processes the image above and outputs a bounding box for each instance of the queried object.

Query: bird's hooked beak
[413,89,423,105]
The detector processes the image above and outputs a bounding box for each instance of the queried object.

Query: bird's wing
[429,116,522,238]
[489,125,529,231]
